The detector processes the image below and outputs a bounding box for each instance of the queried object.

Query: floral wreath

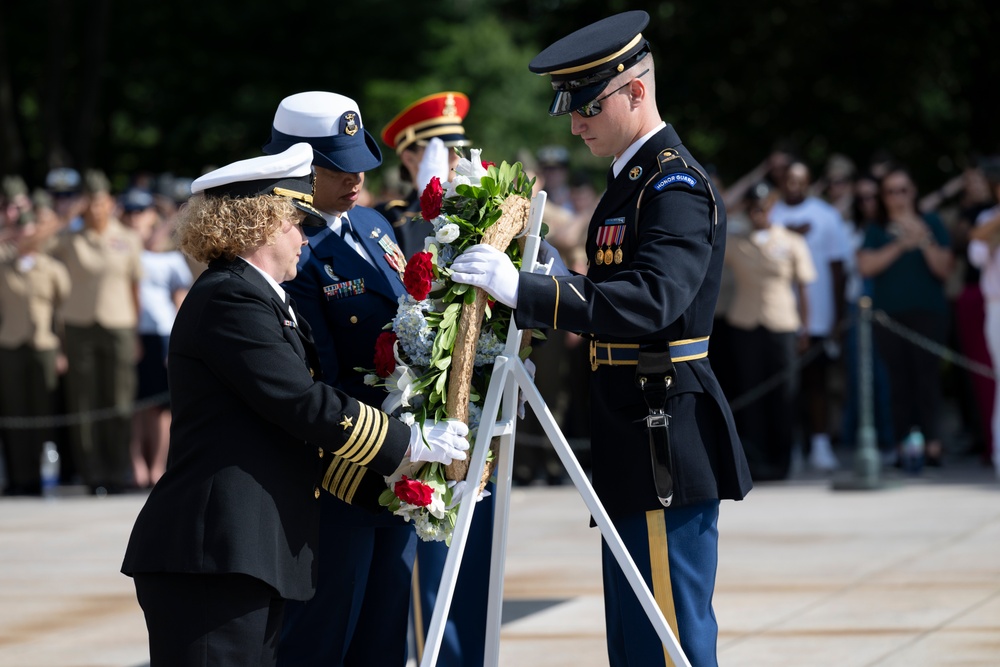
[360,150,536,544]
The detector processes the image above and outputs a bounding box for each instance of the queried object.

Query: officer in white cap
[262,94,419,667]
[121,143,468,666]
[450,11,753,666]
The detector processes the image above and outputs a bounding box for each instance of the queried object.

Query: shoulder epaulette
[636,147,719,231]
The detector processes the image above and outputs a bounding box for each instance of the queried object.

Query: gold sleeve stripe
[357,410,388,466]
[646,510,680,666]
[321,457,340,490]
[342,466,366,503]
[329,457,352,496]
[335,461,362,499]
[551,275,560,330]
[334,404,371,459]
[335,403,375,460]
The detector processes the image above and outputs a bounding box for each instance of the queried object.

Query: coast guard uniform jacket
[121,257,411,601]
[286,206,406,410]
[515,124,753,517]
[375,190,432,260]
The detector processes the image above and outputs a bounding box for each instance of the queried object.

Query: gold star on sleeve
[339,416,354,431]
[333,403,389,467]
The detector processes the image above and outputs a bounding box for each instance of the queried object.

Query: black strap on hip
[635,344,676,508]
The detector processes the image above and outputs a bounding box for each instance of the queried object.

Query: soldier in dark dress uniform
[121,143,469,667]
[450,11,752,666]
[376,92,472,259]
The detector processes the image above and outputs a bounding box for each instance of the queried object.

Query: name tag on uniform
[283,319,297,328]
[323,278,366,300]
[654,172,697,190]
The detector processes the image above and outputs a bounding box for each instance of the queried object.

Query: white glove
[415,137,451,193]
[446,480,492,509]
[449,244,520,308]
[534,239,572,277]
[408,419,470,465]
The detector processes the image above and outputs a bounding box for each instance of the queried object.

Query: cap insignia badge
[342,112,359,136]
[443,94,457,117]
[629,166,642,181]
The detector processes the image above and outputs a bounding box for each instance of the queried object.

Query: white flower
[443,174,471,199]
[435,223,461,244]
[413,512,449,542]
[426,491,447,520]
[398,411,416,426]
[363,374,379,386]
[381,342,417,413]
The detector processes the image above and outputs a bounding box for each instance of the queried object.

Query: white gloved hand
[449,244,520,308]
[415,137,451,193]
[517,357,536,419]
[408,419,470,465]
[446,480,492,509]
[534,239,572,277]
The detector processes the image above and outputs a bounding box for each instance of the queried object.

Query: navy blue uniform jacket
[121,257,411,601]
[515,125,753,517]
[284,206,409,527]
[375,190,432,260]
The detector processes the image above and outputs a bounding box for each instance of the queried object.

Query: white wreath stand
[419,191,691,667]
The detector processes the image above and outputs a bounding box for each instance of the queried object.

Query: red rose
[481,160,495,169]
[373,332,398,378]
[403,251,435,301]
[419,176,444,221]
[394,475,433,507]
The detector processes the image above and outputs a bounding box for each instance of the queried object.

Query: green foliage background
[2,0,998,194]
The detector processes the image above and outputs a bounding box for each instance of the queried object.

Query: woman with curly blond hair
[121,144,469,667]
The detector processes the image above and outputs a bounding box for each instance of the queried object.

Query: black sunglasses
[574,69,649,118]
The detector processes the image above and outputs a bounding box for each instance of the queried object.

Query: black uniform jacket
[516,124,753,517]
[121,258,411,600]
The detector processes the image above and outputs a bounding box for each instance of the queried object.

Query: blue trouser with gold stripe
[602,501,720,667]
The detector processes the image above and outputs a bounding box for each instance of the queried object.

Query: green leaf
[378,488,397,506]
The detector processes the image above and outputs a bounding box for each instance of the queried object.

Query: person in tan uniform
[52,171,143,495]
[0,208,71,496]
[725,182,816,480]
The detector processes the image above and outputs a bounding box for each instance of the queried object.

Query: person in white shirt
[769,160,852,472]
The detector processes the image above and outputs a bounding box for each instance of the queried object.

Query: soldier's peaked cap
[191,143,324,226]
[529,10,650,117]
[263,91,382,174]
[381,92,471,154]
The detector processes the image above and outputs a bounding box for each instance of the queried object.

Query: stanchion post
[833,296,883,490]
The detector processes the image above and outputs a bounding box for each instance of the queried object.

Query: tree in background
[1,0,999,193]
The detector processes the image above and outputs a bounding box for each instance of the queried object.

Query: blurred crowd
[3,142,999,497]
[0,168,198,496]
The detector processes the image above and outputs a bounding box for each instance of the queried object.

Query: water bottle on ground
[40,441,60,498]
[902,428,924,474]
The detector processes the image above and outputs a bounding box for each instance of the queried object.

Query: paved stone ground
[1,455,997,667]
